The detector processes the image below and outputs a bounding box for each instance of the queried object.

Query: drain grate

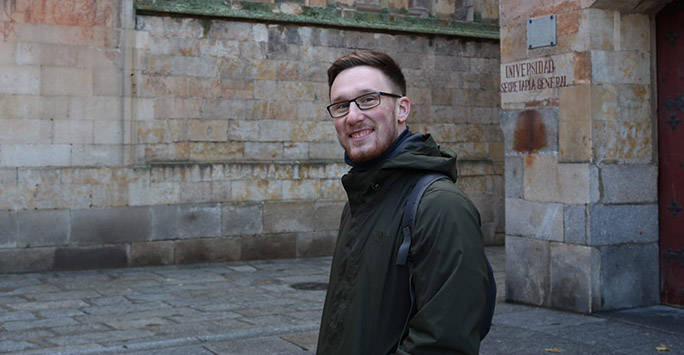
[290,282,328,291]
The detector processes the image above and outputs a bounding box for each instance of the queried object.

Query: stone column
[499,0,662,313]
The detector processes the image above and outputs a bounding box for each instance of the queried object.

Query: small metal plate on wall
[527,15,557,49]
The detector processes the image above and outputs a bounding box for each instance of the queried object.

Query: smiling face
[330,66,410,163]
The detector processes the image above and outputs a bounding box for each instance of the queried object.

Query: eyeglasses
[326,92,402,118]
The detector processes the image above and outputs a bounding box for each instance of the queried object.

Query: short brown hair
[327,50,406,96]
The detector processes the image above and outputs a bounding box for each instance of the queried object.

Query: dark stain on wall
[513,109,547,153]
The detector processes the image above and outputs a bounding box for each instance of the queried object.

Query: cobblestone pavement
[2,246,684,354]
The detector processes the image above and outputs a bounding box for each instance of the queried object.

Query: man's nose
[346,102,364,124]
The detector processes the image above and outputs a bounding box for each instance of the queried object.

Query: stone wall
[0,0,501,273]
[500,0,664,312]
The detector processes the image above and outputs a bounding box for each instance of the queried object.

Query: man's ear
[396,96,410,124]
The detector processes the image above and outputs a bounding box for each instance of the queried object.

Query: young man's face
[329,66,409,163]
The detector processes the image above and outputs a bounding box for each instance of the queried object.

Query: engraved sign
[500,57,568,94]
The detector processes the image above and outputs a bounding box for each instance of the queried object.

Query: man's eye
[360,96,377,103]
[334,102,349,110]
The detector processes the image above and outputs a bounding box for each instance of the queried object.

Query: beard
[341,123,398,163]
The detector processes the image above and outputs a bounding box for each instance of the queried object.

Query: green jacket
[317,134,488,355]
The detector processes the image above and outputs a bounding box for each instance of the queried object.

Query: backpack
[396,172,496,343]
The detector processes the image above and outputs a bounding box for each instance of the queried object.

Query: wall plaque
[527,15,557,49]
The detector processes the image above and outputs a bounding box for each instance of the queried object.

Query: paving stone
[2,317,80,331]
[47,329,157,347]
[0,340,41,353]
[205,335,308,355]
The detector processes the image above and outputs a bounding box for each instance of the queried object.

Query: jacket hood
[382,133,458,181]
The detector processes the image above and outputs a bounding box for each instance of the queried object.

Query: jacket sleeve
[395,182,489,355]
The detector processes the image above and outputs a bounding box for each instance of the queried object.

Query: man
[316,50,489,354]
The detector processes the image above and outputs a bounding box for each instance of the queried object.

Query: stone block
[53,120,94,144]
[41,67,93,96]
[318,178,347,200]
[524,155,595,204]
[601,164,657,204]
[564,204,587,245]
[549,243,600,313]
[313,201,345,231]
[53,245,130,271]
[0,119,52,144]
[600,243,659,310]
[591,50,650,85]
[504,156,523,198]
[151,204,221,240]
[283,142,308,160]
[188,120,228,142]
[179,181,213,203]
[131,241,175,267]
[171,56,218,78]
[174,237,240,264]
[620,13,649,52]
[231,179,281,201]
[588,204,658,245]
[189,142,244,162]
[0,95,68,120]
[93,68,122,96]
[0,247,55,273]
[186,77,221,98]
[573,51,591,85]
[505,235,550,307]
[296,231,336,258]
[244,142,283,160]
[0,65,40,95]
[68,96,121,121]
[0,144,71,167]
[94,120,123,144]
[309,143,342,160]
[506,198,563,241]
[15,42,74,67]
[241,233,296,260]
[71,206,151,245]
[282,179,318,200]
[154,98,202,119]
[584,9,615,51]
[222,203,263,236]
[71,145,123,167]
[559,85,592,162]
[591,84,618,122]
[263,201,316,233]
[0,210,17,247]
[226,119,259,140]
[597,119,653,162]
[0,42,13,64]
[16,209,69,247]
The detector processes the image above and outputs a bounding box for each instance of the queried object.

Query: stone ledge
[134,0,500,40]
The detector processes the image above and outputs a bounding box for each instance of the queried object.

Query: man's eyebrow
[330,90,378,103]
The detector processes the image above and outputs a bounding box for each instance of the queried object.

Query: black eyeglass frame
[326,91,402,118]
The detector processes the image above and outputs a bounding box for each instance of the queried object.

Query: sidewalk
[0,246,683,354]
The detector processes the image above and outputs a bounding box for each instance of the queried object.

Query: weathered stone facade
[500,0,671,312]
[0,0,502,272]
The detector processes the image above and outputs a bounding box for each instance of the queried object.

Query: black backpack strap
[397,173,449,267]
[396,172,496,347]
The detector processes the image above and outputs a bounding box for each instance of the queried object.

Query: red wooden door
[657,0,684,307]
